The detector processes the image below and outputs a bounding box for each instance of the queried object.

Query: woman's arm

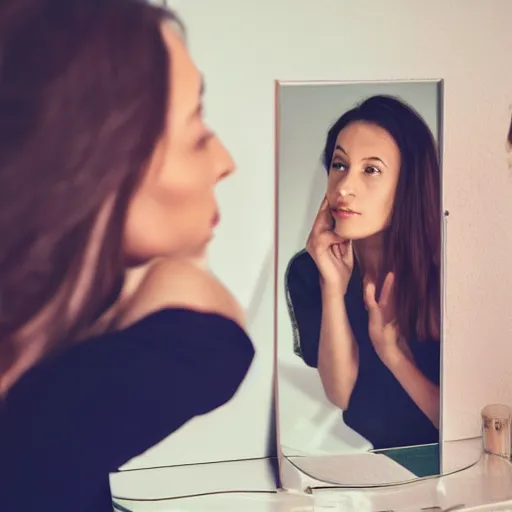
[363,275,440,428]
[285,252,358,409]
[317,282,359,410]
[382,347,440,429]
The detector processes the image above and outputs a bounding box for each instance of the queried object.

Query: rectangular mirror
[275,80,458,485]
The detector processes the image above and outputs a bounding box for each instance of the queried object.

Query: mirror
[275,79,462,486]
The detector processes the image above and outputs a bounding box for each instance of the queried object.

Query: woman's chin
[334,228,359,240]
[334,223,384,241]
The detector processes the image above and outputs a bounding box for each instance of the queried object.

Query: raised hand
[363,272,406,365]
[306,196,354,294]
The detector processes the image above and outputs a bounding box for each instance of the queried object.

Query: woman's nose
[212,136,236,182]
[337,174,356,198]
[340,188,355,198]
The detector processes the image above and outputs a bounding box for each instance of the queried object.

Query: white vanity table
[111,438,512,512]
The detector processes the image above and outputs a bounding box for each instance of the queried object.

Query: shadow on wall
[245,248,279,467]
[245,247,274,329]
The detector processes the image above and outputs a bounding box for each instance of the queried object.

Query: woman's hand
[306,197,354,294]
[364,272,440,427]
[363,272,410,366]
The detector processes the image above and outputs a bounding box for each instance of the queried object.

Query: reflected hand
[306,196,354,294]
[364,272,408,366]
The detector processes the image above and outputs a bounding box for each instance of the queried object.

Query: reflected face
[123,24,235,264]
[326,121,401,240]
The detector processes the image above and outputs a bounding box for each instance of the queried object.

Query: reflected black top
[0,309,255,512]
[285,250,439,450]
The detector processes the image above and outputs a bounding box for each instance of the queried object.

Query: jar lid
[481,403,512,420]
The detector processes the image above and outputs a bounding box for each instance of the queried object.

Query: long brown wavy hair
[322,95,441,344]
[0,0,182,392]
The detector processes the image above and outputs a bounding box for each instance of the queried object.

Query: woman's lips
[331,208,360,219]
[212,211,220,226]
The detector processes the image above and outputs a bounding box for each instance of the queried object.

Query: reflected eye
[364,165,381,175]
[331,162,347,171]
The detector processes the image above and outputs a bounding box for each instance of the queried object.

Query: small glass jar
[481,404,512,459]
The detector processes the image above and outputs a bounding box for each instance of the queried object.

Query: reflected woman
[285,95,441,450]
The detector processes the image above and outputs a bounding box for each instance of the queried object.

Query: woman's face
[123,24,235,265]
[326,121,401,241]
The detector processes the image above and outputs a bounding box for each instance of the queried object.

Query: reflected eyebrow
[365,156,388,168]
[334,144,347,155]
[334,144,388,168]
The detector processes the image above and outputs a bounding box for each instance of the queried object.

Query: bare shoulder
[117,259,246,331]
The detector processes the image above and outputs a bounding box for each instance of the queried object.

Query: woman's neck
[353,231,386,284]
[83,260,158,337]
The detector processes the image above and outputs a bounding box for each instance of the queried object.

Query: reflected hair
[0,0,183,391]
[322,95,441,343]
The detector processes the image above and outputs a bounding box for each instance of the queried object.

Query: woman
[285,95,441,450]
[0,1,254,511]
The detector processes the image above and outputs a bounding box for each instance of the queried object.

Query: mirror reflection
[276,80,443,484]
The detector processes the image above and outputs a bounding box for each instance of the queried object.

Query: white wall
[123,0,512,470]
[276,81,440,455]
